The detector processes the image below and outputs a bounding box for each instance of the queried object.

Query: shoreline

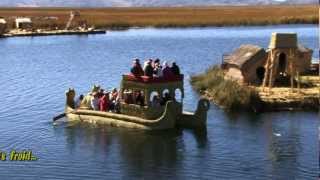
[1,29,106,38]
[0,23,316,39]
[200,86,320,112]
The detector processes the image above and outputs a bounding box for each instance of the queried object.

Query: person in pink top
[99,93,110,112]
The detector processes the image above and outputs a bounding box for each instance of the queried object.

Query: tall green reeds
[190,66,262,111]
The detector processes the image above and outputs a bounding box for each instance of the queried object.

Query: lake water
[0,25,318,179]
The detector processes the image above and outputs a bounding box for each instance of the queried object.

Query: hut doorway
[278,53,287,74]
[275,52,291,86]
[256,67,265,84]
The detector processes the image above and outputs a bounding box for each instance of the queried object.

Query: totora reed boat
[64,74,210,130]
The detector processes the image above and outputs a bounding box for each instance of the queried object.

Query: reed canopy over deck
[119,74,184,119]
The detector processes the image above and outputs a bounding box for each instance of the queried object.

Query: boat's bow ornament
[66,88,75,109]
[177,98,210,129]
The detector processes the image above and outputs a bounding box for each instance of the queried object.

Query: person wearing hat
[170,61,180,76]
[130,58,144,77]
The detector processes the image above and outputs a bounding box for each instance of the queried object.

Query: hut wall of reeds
[0,18,7,35]
[223,44,267,84]
[263,33,313,87]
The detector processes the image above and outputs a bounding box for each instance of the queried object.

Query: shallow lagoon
[0,25,318,179]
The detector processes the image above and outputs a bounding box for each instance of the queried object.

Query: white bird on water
[273,133,281,137]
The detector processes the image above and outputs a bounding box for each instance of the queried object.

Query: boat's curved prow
[66,88,75,109]
[177,98,210,129]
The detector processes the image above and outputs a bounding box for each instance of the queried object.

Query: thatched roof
[269,32,297,49]
[223,44,266,69]
[0,18,6,24]
[297,44,312,53]
[15,18,32,24]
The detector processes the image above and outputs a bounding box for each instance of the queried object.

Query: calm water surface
[0,25,318,179]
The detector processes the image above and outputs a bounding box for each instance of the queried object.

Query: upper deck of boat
[122,74,184,84]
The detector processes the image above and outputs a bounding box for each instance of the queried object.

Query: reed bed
[0,5,317,29]
[190,66,262,111]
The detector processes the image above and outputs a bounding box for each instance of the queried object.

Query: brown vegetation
[191,66,320,112]
[0,5,317,29]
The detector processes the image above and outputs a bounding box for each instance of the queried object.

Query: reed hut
[222,44,267,84]
[0,18,7,35]
[15,18,33,29]
[222,33,313,87]
[263,33,313,87]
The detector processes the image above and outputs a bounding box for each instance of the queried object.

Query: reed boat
[64,74,210,130]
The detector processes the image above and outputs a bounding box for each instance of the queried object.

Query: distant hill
[0,0,317,7]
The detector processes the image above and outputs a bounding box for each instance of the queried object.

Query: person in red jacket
[99,93,110,112]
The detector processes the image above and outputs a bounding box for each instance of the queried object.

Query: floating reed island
[191,33,319,112]
[0,11,106,38]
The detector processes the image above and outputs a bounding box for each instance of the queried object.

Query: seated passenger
[135,91,145,106]
[80,93,93,109]
[123,89,134,104]
[153,60,163,77]
[109,88,120,112]
[144,59,154,77]
[110,88,118,101]
[151,95,161,108]
[130,59,144,77]
[75,94,84,109]
[98,89,105,98]
[160,92,171,106]
[170,62,180,76]
[90,92,99,110]
[154,58,160,65]
[162,61,174,79]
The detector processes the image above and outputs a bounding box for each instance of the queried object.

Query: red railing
[123,74,184,83]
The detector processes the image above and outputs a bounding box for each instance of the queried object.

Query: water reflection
[59,122,208,178]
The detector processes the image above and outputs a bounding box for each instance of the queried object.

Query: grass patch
[190,65,262,111]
